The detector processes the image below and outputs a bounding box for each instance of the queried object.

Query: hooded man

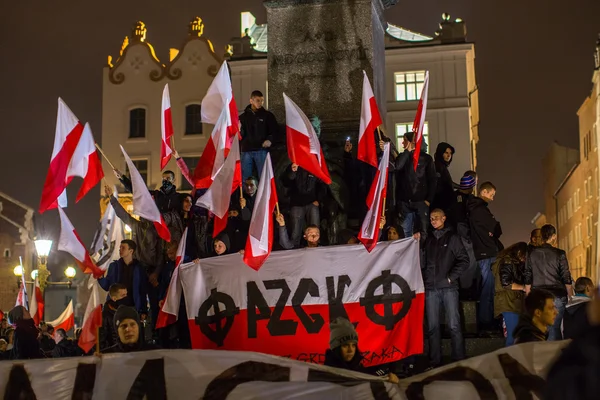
[563,277,593,340]
[240,90,278,182]
[7,306,43,360]
[433,142,456,212]
[103,306,159,353]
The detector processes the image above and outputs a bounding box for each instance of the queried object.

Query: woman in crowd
[492,242,528,346]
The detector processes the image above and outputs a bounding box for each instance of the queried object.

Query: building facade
[545,37,600,283]
[101,12,479,193]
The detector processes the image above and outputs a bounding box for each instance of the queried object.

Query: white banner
[0,341,567,399]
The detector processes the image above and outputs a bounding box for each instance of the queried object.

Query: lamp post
[34,239,52,292]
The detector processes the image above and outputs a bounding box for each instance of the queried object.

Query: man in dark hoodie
[100,283,128,350]
[423,209,469,366]
[7,306,43,360]
[433,142,456,212]
[239,90,278,182]
[563,277,594,340]
[393,131,437,242]
[103,306,159,353]
[513,288,557,344]
[467,181,503,331]
[324,317,399,383]
[213,232,231,256]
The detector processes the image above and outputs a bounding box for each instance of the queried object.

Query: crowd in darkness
[2,90,600,395]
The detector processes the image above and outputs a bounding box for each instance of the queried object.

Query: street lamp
[34,239,53,291]
[13,265,23,277]
[31,269,39,280]
[64,266,76,280]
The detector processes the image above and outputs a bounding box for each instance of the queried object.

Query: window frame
[184,104,203,135]
[128,107,147,139]
[126,157,150,187]
[394,71,426,102]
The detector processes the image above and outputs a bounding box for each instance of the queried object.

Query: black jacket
[323,348,369,374]
[100,299,120,349]
[239,105,278,152]
[446,191,473,238]
[163,210,210,260]
[432,142,456,212]
[394,149,437,204]
[493,256,525,316]
[467,197,503,260]
[544,325,600,400]
[422,226,470,290]
[120,176,181,213]
[10,319,44,360]
[282,165,327,207]
[524,243,572,298]
[513,315,548,344]
[563,296,591,340]
[52,339,81,358]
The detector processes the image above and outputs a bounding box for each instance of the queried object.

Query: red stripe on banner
[39,123,84,213]
[286,127,331,184]
[188,293,424,367]
[194,138,217,189]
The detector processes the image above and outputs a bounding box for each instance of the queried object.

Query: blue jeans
[290,204,320,248]
[477,257,496,329]
[548,296,567,341]
[426,287,465,366]
[502,311,519,346]
[241,150,268,183]
[399,201,430,240]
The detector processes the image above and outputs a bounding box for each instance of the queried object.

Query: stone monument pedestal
[264,0,388,141]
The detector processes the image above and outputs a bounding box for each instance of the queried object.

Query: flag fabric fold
[243,154,278,270]
[193,107,230,189]
[156,228,188,329]
[412,71,430,171]
[358,71,383,168]
[120,146,171,242]
[358,142,390,252]
[15,272,29,310]
[46,300,75,333]
[78,276,103,353]
[283,93,331,184]
[70,122,104,203]
[90,194,124,271]
[57,207,104,278]
[39,98,85,213]
[161,84,174,170]
[29,276,44,326]
[201,61,239,139]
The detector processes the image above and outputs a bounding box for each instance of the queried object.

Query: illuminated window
[395,122,429,153]
[129,108,146,138]
[185,104,203,135]
[394,71,425,102]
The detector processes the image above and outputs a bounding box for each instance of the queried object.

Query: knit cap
[113,306,140,329]
[459,175,476,190]
[329,317,358,350]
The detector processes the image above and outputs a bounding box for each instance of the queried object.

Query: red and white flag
[78,276,103,353]
[180,239,424,367]
[358,143,390,252]
[412,71,430,171]
[120,146,171,242]
[193,107,230,189]
[161,84,174,170]
[201,61,239,140]
[15,272,29,310]
[156,228,188,329]
[29,276,44,326]
[39,98,85,213]
[243,154,278,270]
[284,93,331,184]
[57,207,104,278]
[195,136,241,237]
[358,71,383,168]
[46,300,75,332]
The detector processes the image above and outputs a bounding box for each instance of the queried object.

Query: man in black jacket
[100,283,128,350]
[432,142,456,212]
[52,329,81,358]
[239,90,278,182]
[467,181,503,331]
[423,209,469,367]
[563,277,594,340]
[514,288,557,344]
[524,224,573,341]
[115,169,181,213]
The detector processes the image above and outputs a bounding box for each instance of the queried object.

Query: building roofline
[554,162,580,197]
[0,191,33,212]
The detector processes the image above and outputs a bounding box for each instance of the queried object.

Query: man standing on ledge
[239,90,278,182]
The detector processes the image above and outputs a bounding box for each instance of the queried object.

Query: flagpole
[275,202,280,215]
[376,126,382,142]
[95,143,117,170]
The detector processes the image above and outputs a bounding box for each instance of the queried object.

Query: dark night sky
[1,0,599,260]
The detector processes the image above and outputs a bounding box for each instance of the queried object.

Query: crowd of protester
[2,89,599,394]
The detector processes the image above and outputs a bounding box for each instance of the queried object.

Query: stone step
[441,337,505,359]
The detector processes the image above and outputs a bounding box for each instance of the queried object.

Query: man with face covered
[114,169,181,213]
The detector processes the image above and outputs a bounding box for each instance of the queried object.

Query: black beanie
[113,306,140,330]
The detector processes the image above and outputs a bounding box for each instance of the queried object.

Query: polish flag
[57,207,105,278]
[284,94,331,184]
[57,122,104,207]
[358,143,390,252]
[358,71,383,168]
[412,71,430,171]
[243,154,278,270]
[201,61,239,140]
[196,136,241,237]
[121,146,171,242]
[156,228,188,329]
[193,107,230,189]
[29,276,44,326]
[161,84,174,170]
[39,98,85,213]
[15,272,29,310]
[78,276,103,354]
[46,300,75,333]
